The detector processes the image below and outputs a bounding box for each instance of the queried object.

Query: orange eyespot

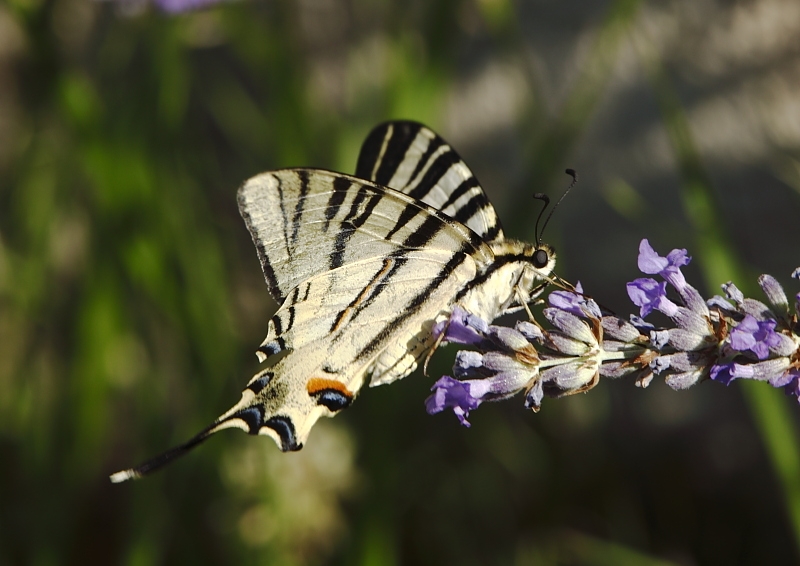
[306,377,353,399]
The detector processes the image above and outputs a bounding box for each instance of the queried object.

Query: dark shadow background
[1,0,800,564]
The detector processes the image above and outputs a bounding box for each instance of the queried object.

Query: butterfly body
[110,121,555,481]
[457,239,555,321]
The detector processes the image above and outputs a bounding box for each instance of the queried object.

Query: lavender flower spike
[426,311,542,426]
[426,240,800,429]
[427,281,655,425]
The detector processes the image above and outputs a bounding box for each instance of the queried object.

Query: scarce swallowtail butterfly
[110,121,556,483]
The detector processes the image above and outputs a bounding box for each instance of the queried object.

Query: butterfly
[110,121,556,482]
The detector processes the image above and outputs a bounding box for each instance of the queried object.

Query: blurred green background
[1,0,800,564]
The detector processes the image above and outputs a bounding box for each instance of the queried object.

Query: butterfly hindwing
[356,120,504,242]
[110,170,493,481]
[227,247,480,450]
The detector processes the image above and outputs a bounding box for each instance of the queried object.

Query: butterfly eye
[533,248,550,268]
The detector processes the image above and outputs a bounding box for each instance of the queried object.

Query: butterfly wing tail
[109,370,294,483]
[109,419,231,483]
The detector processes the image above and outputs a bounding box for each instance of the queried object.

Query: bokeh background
[1,0,800,564]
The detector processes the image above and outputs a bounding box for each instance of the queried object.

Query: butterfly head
[512,241,557,307]
[486,238,556,289]
[532,242,556,272]
[524,241,557,284]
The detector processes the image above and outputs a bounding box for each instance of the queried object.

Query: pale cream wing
[237,168,492,303]
[110,249,479,481]
[224,248,479,451]
[110,173,491,481]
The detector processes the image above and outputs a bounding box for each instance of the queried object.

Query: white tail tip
[109,469,140,483]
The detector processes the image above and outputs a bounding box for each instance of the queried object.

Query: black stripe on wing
[356,121,420,187]
[354,120,504,242]
[354,242,474,363]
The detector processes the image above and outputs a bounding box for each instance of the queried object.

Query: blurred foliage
[1,0,799,565]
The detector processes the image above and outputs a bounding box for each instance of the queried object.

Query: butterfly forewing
[356,121,504,242]
[238,169,492,304]
[240,248,480,450]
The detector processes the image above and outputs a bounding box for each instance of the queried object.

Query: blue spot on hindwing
[264,416,301,452]
[246,372,273,395]
[314,390,352,412]
[233,407,265,434]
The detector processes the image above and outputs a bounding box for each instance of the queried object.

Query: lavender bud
[651,356,671,374]
[600,362,644,379]
[740,298,774,320]
[758,274,789,311]
[548,332,592,356]
[665,369,705,390]
[488,326,535,354]
[481,351,530,374]
[733,359,790,381]
[722,282,745,305]
[667,328,715,351]
[555,363,598,390]
[515,321,544,343]
[678,284,710,318]
[601,316,642,342]
[770,333,797,357]
[543,308,597,345]
[453,351,488,378]
[524,379,544,410]
[672,307,711,337]
[540,361,596,390]
[656,352,702,372]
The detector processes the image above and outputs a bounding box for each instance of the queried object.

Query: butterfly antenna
[536,169,578,244]
[532,193,550,246]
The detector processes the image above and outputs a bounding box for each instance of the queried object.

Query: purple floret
[729,315,782,360]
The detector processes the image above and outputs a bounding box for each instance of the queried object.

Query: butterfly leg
[423,318,449,377]
[515,284,536,323]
